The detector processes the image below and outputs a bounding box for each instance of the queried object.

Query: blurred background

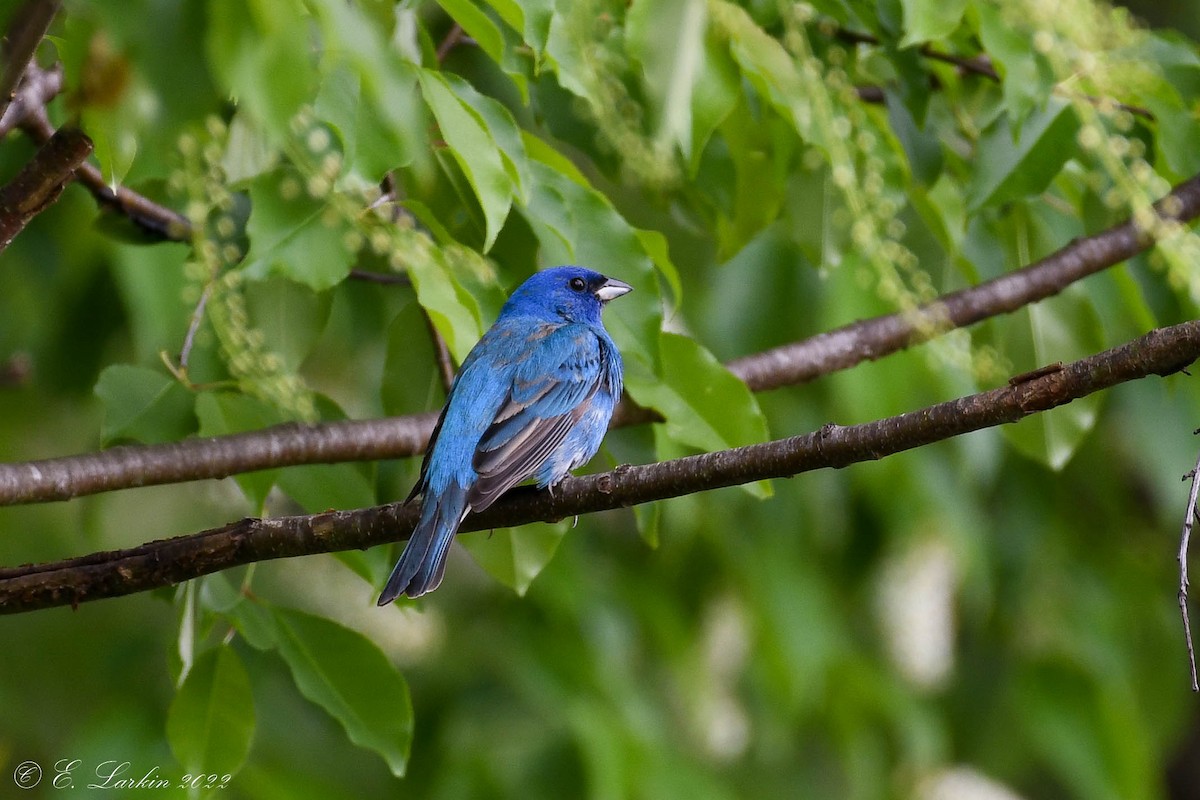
[2,0,1200,798]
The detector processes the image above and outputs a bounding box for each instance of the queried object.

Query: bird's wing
[467,325,605,511]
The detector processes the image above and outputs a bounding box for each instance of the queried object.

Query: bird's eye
[569,277,587,292]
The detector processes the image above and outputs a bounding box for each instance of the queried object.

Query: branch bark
[18,105,194,240]
[0,0,60,123]
[2,319,1196,614]
[726,173,1200,391]
[2,172,1198,504]
[0,125,91,252]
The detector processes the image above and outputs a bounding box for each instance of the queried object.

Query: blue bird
[377,266,632,604]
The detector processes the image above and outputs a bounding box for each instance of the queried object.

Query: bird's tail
[377,486,469,605]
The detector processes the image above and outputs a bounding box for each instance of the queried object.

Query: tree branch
[0,172,1198,504]
[0,0,60,123]
[18,103,194,240]
[422,308,457,394]
[0,60,60,137]
[726,173,1200,392]
[0,125,92,252]
[2,320,1196,614]
[834,26,1154,120]
[0,414,439,505]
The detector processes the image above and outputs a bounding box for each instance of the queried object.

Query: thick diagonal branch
[2,173,1199,505]
[1,319,1196,614]
[0,126,91,252]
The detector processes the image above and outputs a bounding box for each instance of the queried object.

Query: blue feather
[377,266,631,604]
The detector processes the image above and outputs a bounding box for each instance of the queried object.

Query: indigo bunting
[377,266,632,604]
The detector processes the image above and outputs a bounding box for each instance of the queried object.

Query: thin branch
[0,60,60,137]
[19,103,193,240]
[834,27,1154,121]
[436,23,465,63]
[0,414,439,505]
[0,0,60,122]
[0,125,92,252]
[178,281,214,373]
[726,172,1200,392]
[0,172,1199,504]
[347,268,412,286]
[1,320,1197,614]
[1180,437,1200,691]
[422,309,456,394]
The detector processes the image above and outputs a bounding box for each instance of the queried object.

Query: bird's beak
[595,278,633,302]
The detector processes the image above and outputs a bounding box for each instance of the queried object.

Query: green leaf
[483,0,554,54]
[436,0,529,100]
[1000,286,1104,470]
[970,1,1056,128]
[886,90,943,186]
[273,395,376,514]
[966,99,1079,211]
[243,277,333,372]
[94,365,196,445]
[627,0,708,159]
[221,113,280,186]
[109,242,193,363]
[381,300,442,417]
[437,0,505,66]
[602,425,660,546]
[195,392,282,512]
[900,0,967,46]
[711,98,796,259]
[220,583,281,651]
[405,242,486,363]
[439,74,529,203]
[629,332,771,498]
[166,647,256,775]
[709,0,821,146]
[270,608,413,777]
[460,521,570,595]
[206,0,316,140]
[305,0,426,176]
[242,168,357,291]
[1144,95,1200,178]
[418,70,515,251]
[276,461,376,513]
[314,62,410,182]
[634,229,683,307]
[687,24,742,171]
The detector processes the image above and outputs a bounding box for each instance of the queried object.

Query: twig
[178,282,214,374]
[834,26,1154,121]
[1,171,1199,504]
[726,172,1200,392]
[436,23,465,63]
[0,413,440,505]
[1,319,1197,614]
[0,0,61,123]
[17,96,193,240]
[422,309,456,393]
[0,61,61,137]
[1180,436,1200,691]
[0,126,92,252]
[347,268,411,286]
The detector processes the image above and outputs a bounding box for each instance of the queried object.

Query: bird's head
[503,266,633,325]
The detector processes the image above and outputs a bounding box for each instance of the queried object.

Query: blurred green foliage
[1,0,1200,797]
